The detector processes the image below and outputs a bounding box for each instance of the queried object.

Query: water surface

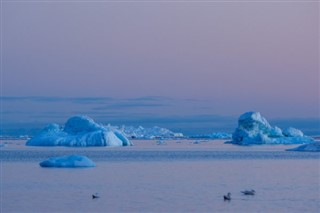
[1,140,319,213]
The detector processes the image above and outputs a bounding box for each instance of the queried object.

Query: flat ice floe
[230,112,314,145]
[40,155,96,167]
[287,142,320,152]
[26,116,132,147]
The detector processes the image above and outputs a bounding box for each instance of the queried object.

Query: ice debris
[39,155,96,168]
[156,140,167,145]
[230,112,314,145]
[26,116,132,147]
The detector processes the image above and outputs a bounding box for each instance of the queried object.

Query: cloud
[1,96,114,104]
[93,102,167,110]
[127,96,171,101]
[70,97,114,104]
[3,96,319,136]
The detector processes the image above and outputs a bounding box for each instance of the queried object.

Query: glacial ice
[39,155,96,167]
[26,116,132,147]
[230,112,314,145]
[283,127,304,137]
[287,142,320,152]
[118,125,184,139]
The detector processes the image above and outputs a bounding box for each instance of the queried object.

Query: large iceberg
[230,112,314,145]
[40,155,96,167]
[26,116,132,147]
[286,142,320,152]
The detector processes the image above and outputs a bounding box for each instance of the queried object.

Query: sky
[1,0,319,135]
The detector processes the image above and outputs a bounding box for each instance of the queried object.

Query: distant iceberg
[118,125,184,139]
[287,142,320,152]
[190,132,232,139]
[40,155,96,167]
[230,112,314,145]
[26,116,132,147]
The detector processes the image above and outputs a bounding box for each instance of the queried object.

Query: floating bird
[92,193,100,199]
[223,192,231,201]
[241,189,256,195]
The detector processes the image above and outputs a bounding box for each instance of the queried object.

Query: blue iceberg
[40,155,96,167]
[282,127,304,137]
[26,116,132,147]
[230,112,314,145]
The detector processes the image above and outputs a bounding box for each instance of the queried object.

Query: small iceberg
[26,116,132,147]
[287,142,320,152]
[39,155,96,168]
[230,112,314,145]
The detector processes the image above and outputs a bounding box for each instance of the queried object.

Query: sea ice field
[1,139,319,213]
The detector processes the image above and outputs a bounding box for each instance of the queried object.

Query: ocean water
[1,140,319,213]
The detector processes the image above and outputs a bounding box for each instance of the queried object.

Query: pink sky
[2,1,319,119]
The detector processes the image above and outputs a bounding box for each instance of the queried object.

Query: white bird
[241,189,255,195]
[92,193,100,199]
[223,192,231,201]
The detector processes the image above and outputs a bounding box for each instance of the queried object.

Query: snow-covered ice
[26,116,132,147]
[231,112,314,145]
[118,125,183,139]
[287,142,320,152]
[283,127,304,137]
[39,155,96,167]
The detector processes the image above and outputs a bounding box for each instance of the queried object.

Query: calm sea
[1,140,319,213]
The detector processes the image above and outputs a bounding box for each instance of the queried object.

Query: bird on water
[92,193,100,199]
[241,189,256,195]
[223,192,231,201]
